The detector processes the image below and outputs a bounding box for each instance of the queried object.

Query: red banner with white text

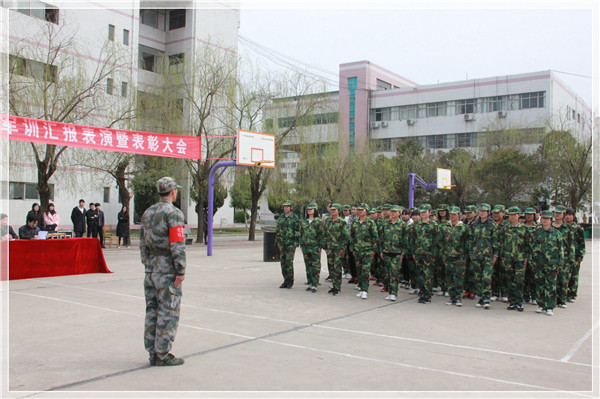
[1,115,202,160]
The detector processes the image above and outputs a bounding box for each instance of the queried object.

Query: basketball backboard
[237,130,275,168]
[437,168,452,189]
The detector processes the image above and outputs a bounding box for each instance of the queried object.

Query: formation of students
[275,201,586,316]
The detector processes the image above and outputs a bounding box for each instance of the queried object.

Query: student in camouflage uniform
[379,205,405,301]
[369,207,383,288]
[345,205,359,283]
[434,204,449,296]
[462,205,478,300]
[523,207,539,304]
[140,177,186,367]
[440,206,469,306]
[552,205,575,308]
[406,210,420,294]
[351,203,379,299]
[499,206,532,312]
[532,210,564,316]
[300,202,324,293]
[469,203,499,309]
[565,208,586,302]
[276,200,300,289]
[491,205,509,302]
[411,205,438,304]
[323,203,349,296]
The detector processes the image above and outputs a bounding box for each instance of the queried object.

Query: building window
[456,132,477,147]
[108,24,115,41]
[139,45,165,73]
[373,108,391,122]
[426,134,447,149]
[426,102,446,117]
[376,79,392,90]
[123,29,129,45]
[168,53,185,74]
[485,96,505,112]
[10,55,57,82]
[103,187,110,203]
[456,99,475,114]
[17,0,59,24]
[140,9,166,30]
[520,91,545,109]
[106,78,114,95]
[9,181,54,200]
[400,105,417,119]
[168,9,186,30]
[121,81,128,97]
[264,119,273,130]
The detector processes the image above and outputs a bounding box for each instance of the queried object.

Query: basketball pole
[207,160,241,256]
[408,173,438,208]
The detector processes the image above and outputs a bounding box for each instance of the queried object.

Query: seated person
[19,216,40,240]
[1,213,17,240]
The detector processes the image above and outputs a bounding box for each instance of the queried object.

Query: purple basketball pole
[408,172,437,208]
[207,160,239,256]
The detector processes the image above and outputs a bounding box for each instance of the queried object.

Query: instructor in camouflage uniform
[140,177,186,367]
[276,200,300,289]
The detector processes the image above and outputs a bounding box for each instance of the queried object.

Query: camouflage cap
[330,203,342,211]
[157,177,182,194]
[478,203,491,211]
[506,206,521,215]
[369,207,377,214]
[524,207,536,214]
[283,200,294,207]
[492,205,505,213]
[307,202,318,209]
[356,203,368,210]
[418,205,430,213]
[448,206,461,214]
[438,204,449,211]
[541,210,554,219]
[423,203,432,211]
[342,204,351,210]
[397,206,405,212]
[409,207,417,212]
[390,205,402,212]
[465,205,477,212]
[382,204,391,210]
[554,205,567,213]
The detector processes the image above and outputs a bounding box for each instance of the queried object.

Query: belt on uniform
[149,249,171,256]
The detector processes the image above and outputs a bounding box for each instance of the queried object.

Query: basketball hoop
[253,160,274,166]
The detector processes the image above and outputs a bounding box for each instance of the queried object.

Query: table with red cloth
[4,237,112,280]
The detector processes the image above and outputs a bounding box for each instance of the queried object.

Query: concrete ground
[2,236,599,398]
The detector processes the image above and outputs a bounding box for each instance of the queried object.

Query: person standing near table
[71,199,86,237]
[96,203,105,248]
[117,205,131,248]
[86,202,99,238]
[140,177,186,367]
[43,203,60,232]
[26,203,44,231]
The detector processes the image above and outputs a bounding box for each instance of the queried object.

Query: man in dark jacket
[18,216,40,239]
[71,199,86,237]
[86,202,99,238]
[96,203,105,248]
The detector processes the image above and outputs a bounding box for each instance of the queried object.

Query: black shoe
[328,288,334,294]
[325,276,332,282]
[306,287,312,292]
[516,304,524,312]
[507,304,516,310]
[332,288,340,296]
[287,281,293,289]
[279,282,288,289]
[149,354,156,366]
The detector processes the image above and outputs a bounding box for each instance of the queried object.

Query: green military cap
[342,204,351,210]
[448,206,461,214]
[382,204,391,210]
[283,200,294,206]
[464,205,477,212]
[423,203,432,211]
[478,203,491,211]
[418,205,429,213]
[506,206,520,215]
[524,207,536,214]
[356,203,367,210]
[330,203,342,211]
[492,205,505,213]
[438,204,449,211]
[409,207,417,212]
[554,205,567,213]
[541,210,553,219]
[390,205,402,212]
[307,202,318,209]
[369,207,377,214]
[397,205,405,212]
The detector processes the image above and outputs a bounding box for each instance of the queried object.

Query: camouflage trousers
[492,258,508,298]
[556,261,571,305]
[383,253,402,295]
[328,248,345,290]
[472,256,494,303]
[144,273,182,360]
[415,255,434,299]
[463,257,476,294]
[446,256,466,301]
[523,261,536,302]
[434,257,447,292]
[346,244,357,277]
[280,245,296,284]
[534,260,558,310]
[302,246,321,286]
[355,250,374,292]
[371,251,382,283]
[504,260,526,306]
[405,256,417,289]
[567,260,581,300]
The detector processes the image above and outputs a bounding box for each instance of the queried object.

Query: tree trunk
[115,159,131,210]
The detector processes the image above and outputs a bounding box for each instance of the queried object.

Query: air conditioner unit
[464,113,475,121]
[498,110,507,118]
[370,122,380,129]
[381,121,388,127]
[407,119,416,126]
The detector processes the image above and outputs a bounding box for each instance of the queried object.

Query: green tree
[391,139,436,207]
[266,177,294,215]
[432,148,478,208]
[229,172,252,226]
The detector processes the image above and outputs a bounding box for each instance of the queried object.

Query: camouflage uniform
[523,208,539,303]
[411,207,438,302]
[275,201,300,288]
[140,177,186,363]
[440,211,469,303]
[434,204,449,293]
[567,221,585,301]
[462,205,478,298]
[552,218,575,307]
[300,206,324,288]
[469,205,499,307]
[405,216,418,291]
[379,209,406,297]
[351,205,379,293]
[323,204,350,292]
[531,214,564,312]
[491,206,509,299]
[499,207,532,308]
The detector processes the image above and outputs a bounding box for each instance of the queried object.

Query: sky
[238,1,599,113]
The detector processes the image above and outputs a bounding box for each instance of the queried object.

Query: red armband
[169,225,185,243]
